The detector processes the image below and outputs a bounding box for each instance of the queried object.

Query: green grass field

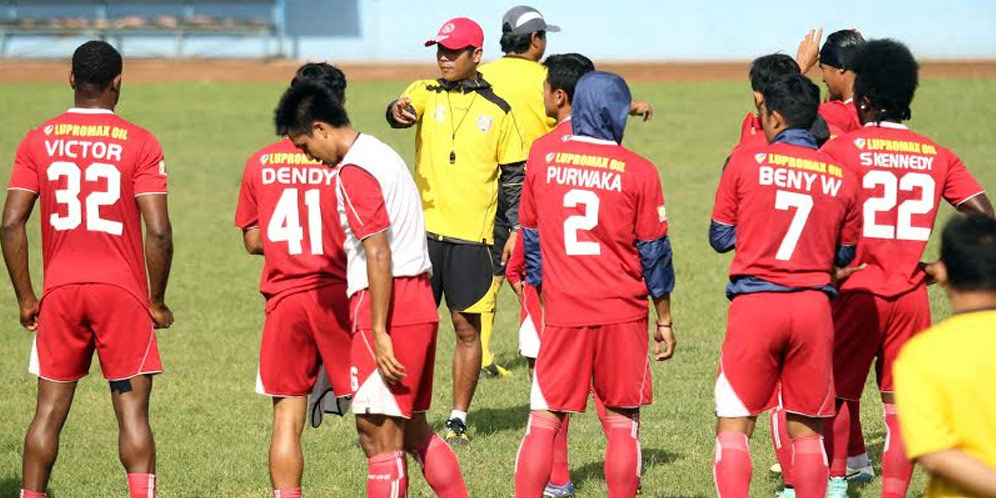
[0,75,993,497]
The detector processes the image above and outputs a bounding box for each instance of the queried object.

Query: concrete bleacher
[0,0,282,57]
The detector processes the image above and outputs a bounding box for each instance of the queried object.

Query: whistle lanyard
[446,90,478,165]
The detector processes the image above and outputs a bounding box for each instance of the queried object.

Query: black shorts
[427,235,495,313]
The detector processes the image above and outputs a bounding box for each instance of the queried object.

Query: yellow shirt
[479,56,556,151]
[894,310,996,498]
[399,77,526,244]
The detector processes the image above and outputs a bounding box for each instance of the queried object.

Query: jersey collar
[773,128,818,149]
[433,72,492,93]
[67,107,114,115]
[864,121,908,130]
[567,135,616,146]
[843,98,854,104]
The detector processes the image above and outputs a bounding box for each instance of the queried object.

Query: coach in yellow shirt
[894,214,996,498]
[386,16,526,445]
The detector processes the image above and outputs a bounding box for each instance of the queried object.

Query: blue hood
[571,71,632,143]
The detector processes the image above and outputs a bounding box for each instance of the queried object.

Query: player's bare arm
[958,193,995,218]
[362,230,406,383]
[918,449,996,497]
[1,189,40,330]
[652,295,675,361]
[242,227,263,255]
[796,27,823,74]
[386,97,417,128]
[138,194,174,329]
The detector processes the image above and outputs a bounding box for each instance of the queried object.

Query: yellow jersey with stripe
[894,310,996,498]
[479,56,556,151]
[399,76,526,244]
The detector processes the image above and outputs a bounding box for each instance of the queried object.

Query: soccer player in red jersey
[1,41,173,498]
[820,39,994,498]
[731,54,835,156]
[514,71,676,498]
[709,73,862,498]
[275,83,468,498]
[797,28,865,136]
[235,62,351,498]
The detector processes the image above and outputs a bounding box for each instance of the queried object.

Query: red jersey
[821,122,985,297]
[235,138,347,309]
[732,111,845,155]
[818,99,861,136]
[519,134,668,327]
[7,108,168,306]
[508,118,574,290]
[712,138,861,288]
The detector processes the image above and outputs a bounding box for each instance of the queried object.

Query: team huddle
[4,6,996,498]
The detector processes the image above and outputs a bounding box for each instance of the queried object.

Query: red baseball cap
[424,17,484,50]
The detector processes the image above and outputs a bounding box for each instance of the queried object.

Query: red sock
[714,431,752,498]
[770,407,793,486]
[515,414,561,497]
[791,436,828,498]
[550,414,572,486]
[274,488,301,498]
[20,490,46,498]
[604,416,641,498]
[410,434,468,498]
[823,400,850,478]
[846,400,866,457]
[367,452,407,498]
[882,404,914,498]
[127,473,155,498]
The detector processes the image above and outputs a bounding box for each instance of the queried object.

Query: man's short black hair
[291,62,347,103]
[762,73,820,130]
[852,39,919,122]
[819,29,865,70]
[749,54,800,93]
[941,214,996,292]
[72,40,122,92]
[274,82,350,137]
[500,28,543,54]
[543,53,595,104]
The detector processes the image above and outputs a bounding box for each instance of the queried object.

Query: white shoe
[826,477,848,498]
[770,462,783,474]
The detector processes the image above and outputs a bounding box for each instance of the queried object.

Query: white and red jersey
[235,138,347,309]
[821,122,985,297]
[713,138,861,288]
[334,133,436,330]
[519,134,668,327]
[8,108,168,306]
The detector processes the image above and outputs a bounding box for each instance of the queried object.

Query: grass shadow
[572,447,682,493]
[0,476,56,498]
[466,403,531,437]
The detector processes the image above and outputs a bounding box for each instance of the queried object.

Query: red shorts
[257,285,351,397]
[532,319,653,412]
[832,286,930,400]
[33,284,160,381]
[715,291,835,418]
[351,322,438,418]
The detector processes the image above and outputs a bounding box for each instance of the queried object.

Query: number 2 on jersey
[268,188,323,255]
[563,189,600,256]
[774,190,813,261]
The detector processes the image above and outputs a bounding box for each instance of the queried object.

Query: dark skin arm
[1,189,39,330]
[925,194,994,283]
[652,294,675,361]
[362,230,405,383]
[137,194,174,329]
[242,228,263,255]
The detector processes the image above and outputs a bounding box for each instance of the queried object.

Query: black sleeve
[498,161,525,229]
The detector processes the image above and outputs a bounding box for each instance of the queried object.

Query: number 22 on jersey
[268,188,323,256]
